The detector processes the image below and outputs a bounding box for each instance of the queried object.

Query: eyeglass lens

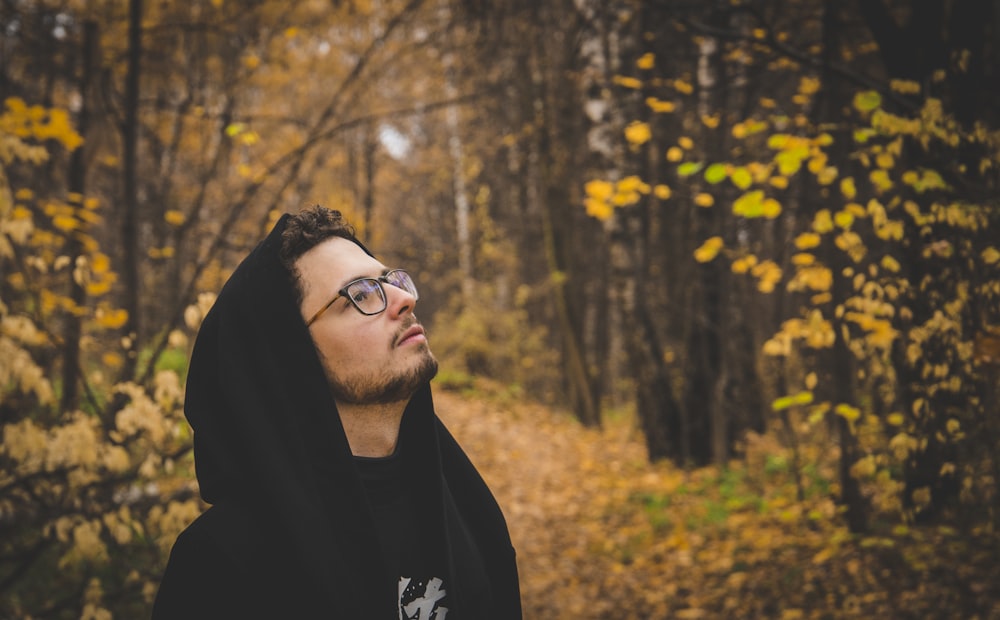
[345,271,418,315]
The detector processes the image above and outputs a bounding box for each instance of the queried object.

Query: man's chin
[329,354,438,406]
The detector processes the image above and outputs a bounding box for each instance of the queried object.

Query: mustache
[391,315,421,347]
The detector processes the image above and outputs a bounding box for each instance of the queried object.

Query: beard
[325,346,439,406]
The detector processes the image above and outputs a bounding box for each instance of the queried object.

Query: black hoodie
[152,215,520,619]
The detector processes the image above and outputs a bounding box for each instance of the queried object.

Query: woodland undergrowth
[436,380,1000,620]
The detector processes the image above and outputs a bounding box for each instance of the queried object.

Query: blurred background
[1,0,998,617]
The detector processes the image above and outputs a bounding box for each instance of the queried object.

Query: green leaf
[733,190,765,218]
[704,163,728,184]
[772,391,814,411]
[853,90,882,113]
[677,162,704,177]
[225,122,247,137]
[853,128,875,143]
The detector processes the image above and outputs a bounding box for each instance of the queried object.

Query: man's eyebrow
[338,267,390,289]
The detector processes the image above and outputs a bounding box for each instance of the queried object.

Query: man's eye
[351,289,371,303]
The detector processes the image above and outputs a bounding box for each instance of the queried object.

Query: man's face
[296,237,437,405]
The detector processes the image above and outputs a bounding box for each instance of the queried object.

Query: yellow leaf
[788,265,833,292]
[807,154,827,174]
[585,179,614,200]
[694,236,724,263]
[86,278,114,296]
[653,184,672,199]
[731,255,757,274]
[887,413,905,426]
[95,308,128,329]
[839,177,856,200]
[617,176,650,194]
[761,198,782,218]
[876,220,904,241]
[799,76,820,95]
[624,121,652,146]
[870,169,893,192]
[795,233,821,250]
[164,210,185,226]
[753,260,782,293]
[701,114,720,128]
[730,167,753,190]
[678,136,694,150]
[881,255,901,272]
[982,247,1000,264]
[835,403,861,422]
[834,210,855,229]
[694,193,715,207]
[812,209,834,233]
[817,166,838,185]
[584,198,613,221]
[102,352,124,368]
[50,214,77,232]
[792,253,815,266]
[769,176,789,189]
[613,75,643,89]
[646,97,676,113]
[636,53,655,69]
[91,253,111,274]
[776,151,803,176]
[890,79,920,95]
[850,455,877,478]
[674,79,693,94]
[243,53,260,70]
[666,147,684,162]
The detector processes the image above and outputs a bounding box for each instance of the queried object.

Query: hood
[183,214,431,615]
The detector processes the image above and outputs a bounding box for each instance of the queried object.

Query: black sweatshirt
[152,215,520,619]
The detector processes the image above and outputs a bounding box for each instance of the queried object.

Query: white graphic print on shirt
[398,576,448,620]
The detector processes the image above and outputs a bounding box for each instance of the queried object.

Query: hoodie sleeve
[152,516,255,620]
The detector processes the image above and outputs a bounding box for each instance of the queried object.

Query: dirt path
[435,388,654,619]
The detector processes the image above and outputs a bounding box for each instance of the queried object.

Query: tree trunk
[681,18,724,467]
[60,21,97,413]
[444,41,474,305]
[120,0,142,380]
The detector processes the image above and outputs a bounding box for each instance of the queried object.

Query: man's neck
[336,400,407,458]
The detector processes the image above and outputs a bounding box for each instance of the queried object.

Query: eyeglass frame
[305,269,418,326]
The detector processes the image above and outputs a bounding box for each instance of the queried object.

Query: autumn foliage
[2,1,1000,618]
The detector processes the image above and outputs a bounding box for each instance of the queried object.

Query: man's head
[279,206,360,306]
[280,205,437,405]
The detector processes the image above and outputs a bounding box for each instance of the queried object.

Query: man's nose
[384,283,416,318]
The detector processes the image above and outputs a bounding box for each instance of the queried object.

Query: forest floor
[434,381,1000,620]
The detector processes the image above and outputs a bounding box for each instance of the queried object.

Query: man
[153,206,521,619]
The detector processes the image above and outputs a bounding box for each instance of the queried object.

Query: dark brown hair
[279,205,359,305]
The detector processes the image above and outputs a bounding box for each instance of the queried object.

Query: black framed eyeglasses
[306,269,418,326]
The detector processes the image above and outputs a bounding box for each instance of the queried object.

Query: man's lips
[395,324,426,347]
